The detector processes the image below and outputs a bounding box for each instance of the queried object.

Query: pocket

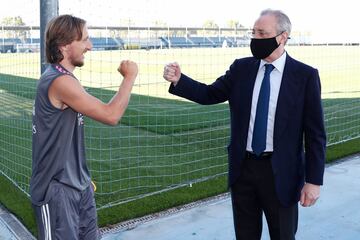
[51,185,79,239]
[50,185,65,233]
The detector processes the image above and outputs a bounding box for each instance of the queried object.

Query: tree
[227,20,239,29]
[152,20,171,37]
[1,16,25,26]
[203,20,219,29]
[119,18,135,27]
[1,16,28,40]
[152,20,167,28]
[202,20,219,36]
[114,18,136,39]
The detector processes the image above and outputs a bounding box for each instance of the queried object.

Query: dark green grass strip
[0,73,360,237]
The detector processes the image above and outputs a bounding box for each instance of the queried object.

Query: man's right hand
[118,60,138,81]
[163,62,181,85]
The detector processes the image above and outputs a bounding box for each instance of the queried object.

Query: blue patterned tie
[252,64,275,156]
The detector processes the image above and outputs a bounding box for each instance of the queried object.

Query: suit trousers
[230,154,298,240]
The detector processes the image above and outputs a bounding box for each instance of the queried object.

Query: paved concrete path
[101,155,360,240]
[1,155,359,239]
[0,204,35,240]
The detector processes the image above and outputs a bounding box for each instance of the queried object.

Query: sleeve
[304,68,326,185]
[168,60,240,105]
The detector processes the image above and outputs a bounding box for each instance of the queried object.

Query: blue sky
[0,0,358,42]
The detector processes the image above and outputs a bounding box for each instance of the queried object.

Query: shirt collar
[260,51,287,73]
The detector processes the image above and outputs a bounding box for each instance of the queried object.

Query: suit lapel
[246,60,261,106]
[236,59,260,115]
[273,55,299,149]
[244,60,261,122]
[235,59,260,146]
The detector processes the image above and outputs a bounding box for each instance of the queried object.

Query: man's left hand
[300,183,320,207]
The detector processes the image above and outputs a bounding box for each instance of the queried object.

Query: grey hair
[260,9,292,35]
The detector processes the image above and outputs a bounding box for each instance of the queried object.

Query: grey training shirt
[30,64,91,206]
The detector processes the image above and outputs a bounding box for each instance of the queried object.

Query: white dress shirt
[246,52,287,152]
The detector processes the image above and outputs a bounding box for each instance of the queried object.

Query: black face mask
[250,34,281,59]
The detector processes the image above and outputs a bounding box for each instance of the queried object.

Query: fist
[163,62,181,84]
[118,60,138,79]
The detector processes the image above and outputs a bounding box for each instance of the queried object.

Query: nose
[87,40,93,51]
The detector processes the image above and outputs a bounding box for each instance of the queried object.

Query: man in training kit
[30,15,138,239]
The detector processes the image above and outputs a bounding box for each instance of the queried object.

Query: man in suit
[163,9,326,240]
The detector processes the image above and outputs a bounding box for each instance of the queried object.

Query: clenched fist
[118,60,138,80]
[163,62,181,85]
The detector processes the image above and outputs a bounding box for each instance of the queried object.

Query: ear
[59,45,68,53]
[284,32,290,39]
[281,32,290,45]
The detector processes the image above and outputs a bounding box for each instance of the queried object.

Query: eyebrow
[251,29,268,34]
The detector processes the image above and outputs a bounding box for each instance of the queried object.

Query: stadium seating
[0,34,252,53]
[122,37,163,49]
[89,37,124,50]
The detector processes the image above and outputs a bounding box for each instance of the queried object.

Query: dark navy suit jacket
[169,54,326,207]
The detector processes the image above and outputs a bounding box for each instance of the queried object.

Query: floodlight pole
[40,0,58,74]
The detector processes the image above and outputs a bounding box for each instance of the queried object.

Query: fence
[0,26,359,209]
